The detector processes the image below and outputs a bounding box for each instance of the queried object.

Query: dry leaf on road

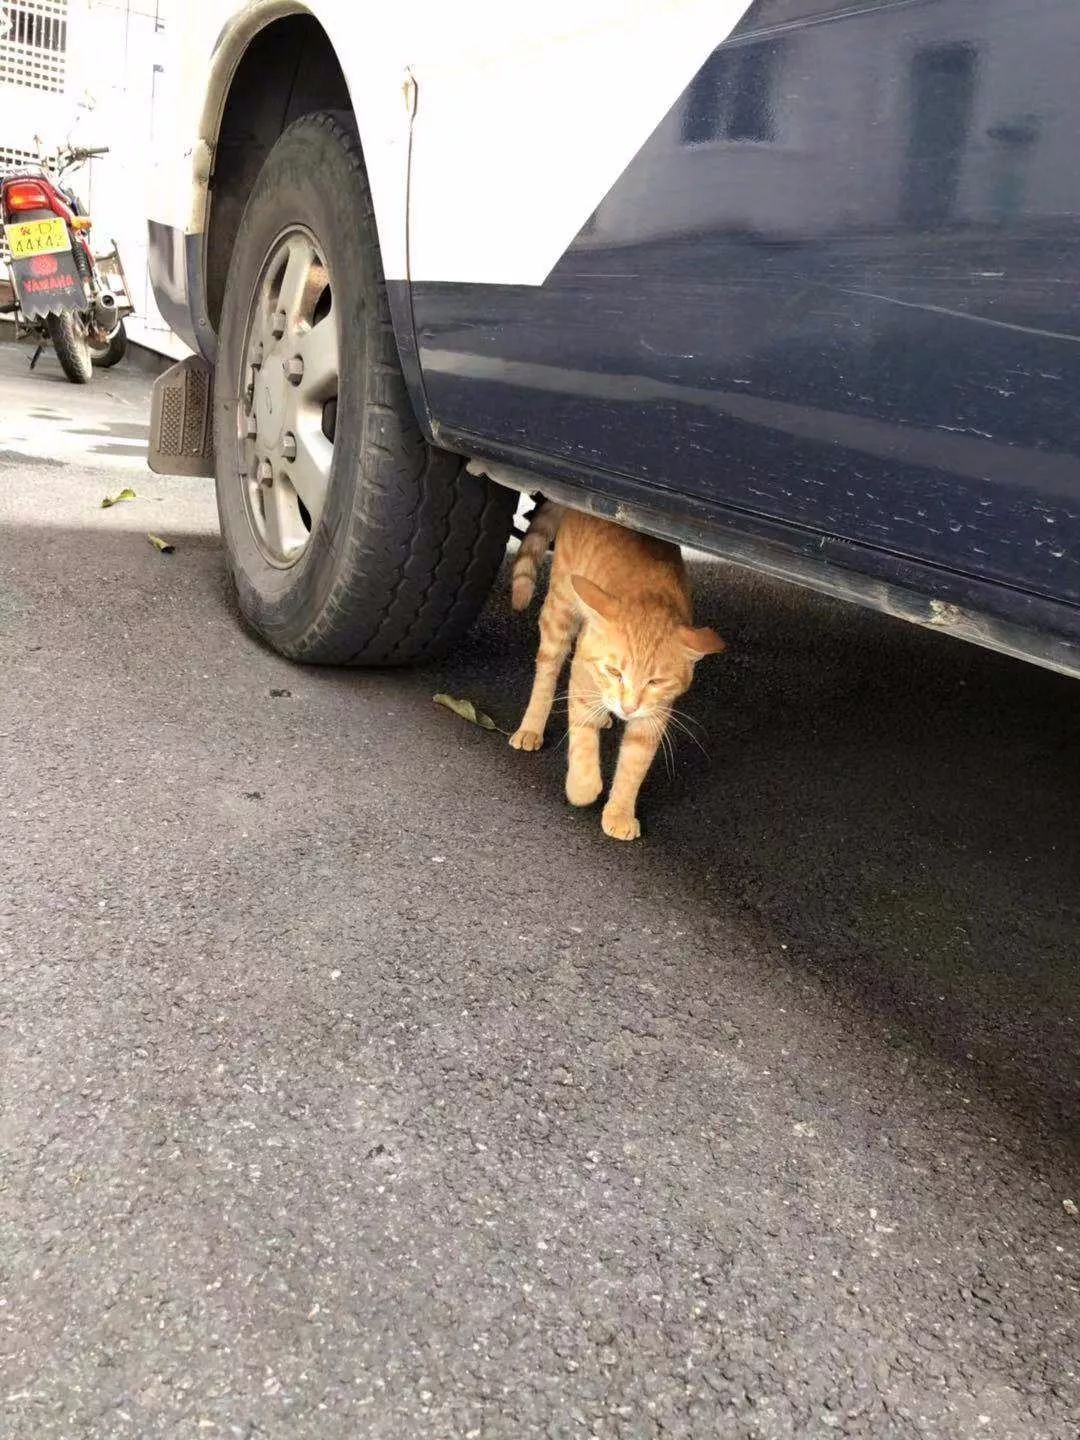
[433,693,498,732]
[101,487,136,509]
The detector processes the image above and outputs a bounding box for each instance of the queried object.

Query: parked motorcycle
[0,145,133,384]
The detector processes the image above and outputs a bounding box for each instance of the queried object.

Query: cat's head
[572,575,726,722]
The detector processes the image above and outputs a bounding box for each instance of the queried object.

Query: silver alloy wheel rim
[239,227,338,566]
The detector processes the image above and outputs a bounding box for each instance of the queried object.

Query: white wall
[1,0,188,356]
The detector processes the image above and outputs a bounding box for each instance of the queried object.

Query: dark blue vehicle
[148,0,1080,677]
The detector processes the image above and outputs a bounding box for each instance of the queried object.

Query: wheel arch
[184,5,428,435]
[200,6,352,335]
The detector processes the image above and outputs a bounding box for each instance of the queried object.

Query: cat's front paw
[599,713,614,730]
[602,806,642,842]
[510,728,544,752]
[566,770,603,807]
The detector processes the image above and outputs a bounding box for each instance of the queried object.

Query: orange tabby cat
[510,502,725,841]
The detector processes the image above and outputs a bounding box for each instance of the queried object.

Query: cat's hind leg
[510,582,578,751]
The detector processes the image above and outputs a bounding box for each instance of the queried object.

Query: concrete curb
[125,339,175,377]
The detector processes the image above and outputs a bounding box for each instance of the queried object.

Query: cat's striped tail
[512,501,564,611]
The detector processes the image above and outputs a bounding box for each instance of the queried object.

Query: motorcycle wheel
[89,320,128,368]
[46,312,93,385]
[213,110,514,665]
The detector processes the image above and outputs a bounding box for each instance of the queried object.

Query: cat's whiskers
[580,702,611,729]
[666,705,706,733]
[640,711,675,781]
[555,698,610,750]
[551,688,605,712]
[664,710,709,758]
[661,726,676,782]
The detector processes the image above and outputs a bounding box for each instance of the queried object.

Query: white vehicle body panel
[151,0,751,287]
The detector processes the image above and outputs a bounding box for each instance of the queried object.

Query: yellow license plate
[4,217,70,259]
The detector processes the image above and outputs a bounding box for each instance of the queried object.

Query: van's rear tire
[213,110,514,666]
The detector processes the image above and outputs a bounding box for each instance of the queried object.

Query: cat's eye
[648,678,664,688]
[605,665,622,679]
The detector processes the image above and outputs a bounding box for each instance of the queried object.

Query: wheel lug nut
[285,356,304,385]
[257,459,273,484]
[282,432,297,462]
[271,310,287,338]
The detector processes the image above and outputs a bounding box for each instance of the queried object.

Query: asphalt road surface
[1,339,1078,1440]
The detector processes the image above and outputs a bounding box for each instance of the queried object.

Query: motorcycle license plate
[4,217,70,259]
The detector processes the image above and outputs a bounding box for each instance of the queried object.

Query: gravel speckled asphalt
[0,342,1078,1439]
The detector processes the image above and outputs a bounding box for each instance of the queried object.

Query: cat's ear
[571,575,620,624]
[677,625,727,658]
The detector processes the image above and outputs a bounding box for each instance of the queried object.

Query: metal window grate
[0,143,45,264]
[0,1,68,94]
